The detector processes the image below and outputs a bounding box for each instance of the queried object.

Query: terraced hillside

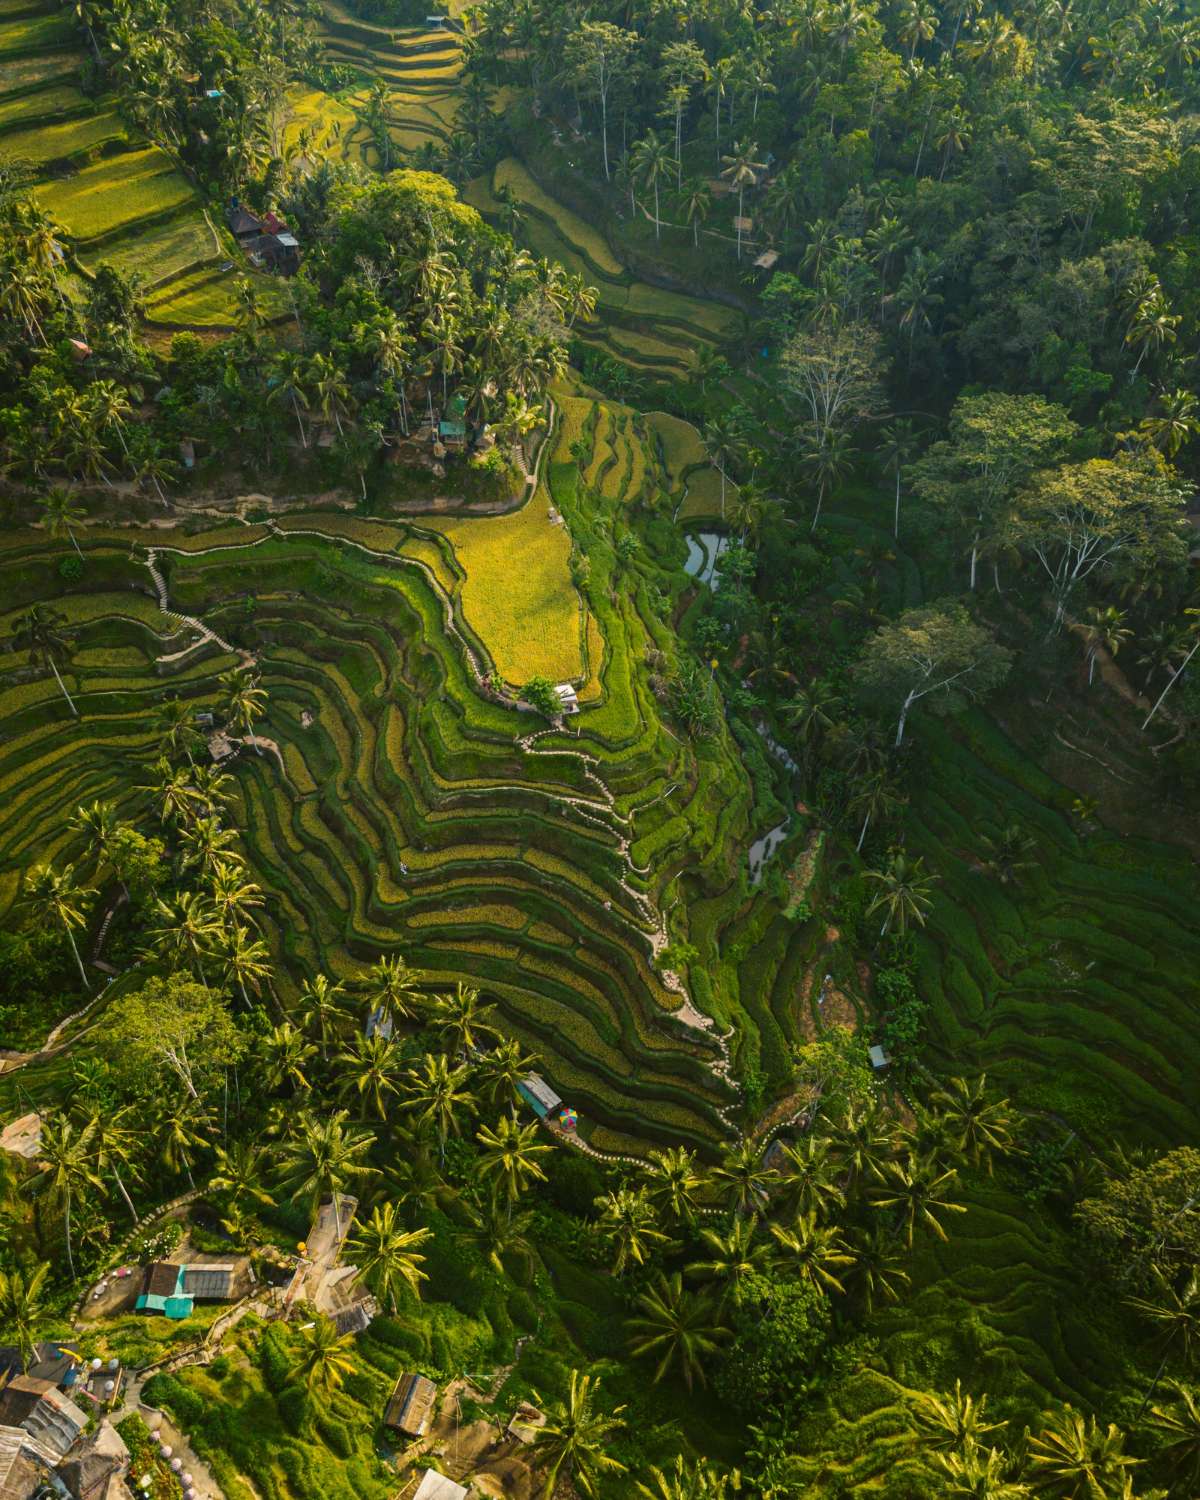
[0,0,275,329]
[466,160,741,381]
[0,432,784,1158]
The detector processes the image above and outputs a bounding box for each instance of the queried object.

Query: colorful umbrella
[558,1107,578,1130]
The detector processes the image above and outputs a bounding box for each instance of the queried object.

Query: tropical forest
[0,0,1198,1494]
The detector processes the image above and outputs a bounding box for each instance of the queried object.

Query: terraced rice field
[465,160,739,381]
[0,467,775,1148]
[0,0,274,327]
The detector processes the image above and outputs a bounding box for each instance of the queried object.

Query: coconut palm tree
[865,851,938,937]
[1147,1380,1200,1494]
[596,1185,669,1275]
[40,488,86,560]
[637,1455,740,1500]
[627,1272,727,1390]
[208,862,264,930]
[701,414,742,520]
[928,1076,1015,1171]
[155,698,204,766]
[850,1224,911,1313]
[277,1109,376,1240]
[1026,1409,1138,1498]
[1140,388,1200,458]
[878,418,920,538]
[348,1201,431,1311]
[677,179,711,247]
[210,1141,274,1211]
[291,1317,357,1395]
[872,1155,966,1246]
[0,1262,51,1372]
[476,1115,550,1212]
[935,1445,1032,1499]
[720,140,765,259]
[81,1103,141,1224]
[157,1094,213,1189]
[975,825,1038,887]
[776,1137,845,1221]
[13,604,78,715]
[630,129,677,240]
[68,799,120,887]
[261,1022,318,1095]
[712,1138,777,1216]
[686,1216,770,1309]
[23,861,95,990]
[458,1194,538,1283]
[221,925,272,1008]
[834,1103,898,1191]
[914,1380,1003,1453]
[361,953,425,1035]
[476,1037,540,1113]
[145,757,205,827]
[1126,1272,1200,1417]
[430,981,499,1055]
[219,667,267,753]
[643,1147,705,1229]
[404,1052,476,1162]
[335,1033,403,1121]
[799,424,856,533]
[147,892,222,980]
[180,815,244,881]
[1080,606,1132,687]
[769,1211,857,1294]
[848,772,905,854]
[532,1369,627,1500]
[297,973,350,1062]
[33,1114,102,1279]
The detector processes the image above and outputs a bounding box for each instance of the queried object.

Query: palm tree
[209,862,264,930]
[430,981,499,1054]
[1026,1409,1138,1497]
[336,1033,403,1121]
[290,1317,356,1395]
[686,1216,770,1309]
[712,1139,777,1215]
[532,1369,627,1500]
[348,1201,431,1311]
[476,1115,550,1211]
[40,488,86,560]
[219,667,267,753]
[69,799,120,886]
[1147,1380,1200,1495]
[914,1380,1003,1453]
[147,892,222,980]
[477,1037,539,1113]
[261,1022,318,1095]
[677,179,711,248]
[719,140,765,259]
[83,1103,141,1223]
[1140,388,1200,458]
[277,1109,376,1240]
[626,1272,727,1390]
[799,424,856,533]
[849,772,905,855]
[850,1224,911,1313]
[1080,606,1132,687]
[872,1155,966,1247]
[643,1147,704,1229]
[297,973,350,1062]
[928,1076,1015,1171]
[459,1193,539,1283]
[23,862,95,990]
[776,1137,844,1220]
[221,925,272,1008]
[701,414,741,520]
[637,1455,740,1500]
[157,1095,212,1189]
[596,1185,669,1274]
[769,1211,856,1294]
[361,953,425,1035]
[878,419,920,538]
[935,1445,1032,1499]
[1125,1272,1200,1417]
[210,1141,274,1211]
[32,1114,101,1279]
[629,129,677,240]
[13,604,78,715]
[0,1262,50,1372]
[145,757,204,827]
[404,1052,476,1162]
[976,825,1038,886]
[155,698,204,766]
[1126,288,1179,375]
[180,816,244,881]
[865,851,938,937]
[835,1102,899,1190]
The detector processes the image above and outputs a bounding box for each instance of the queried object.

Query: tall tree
[532,1370,627,1500]
[566,22,637,181]
[23,861,95,990]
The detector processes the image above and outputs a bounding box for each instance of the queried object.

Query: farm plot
[33,147,195,243]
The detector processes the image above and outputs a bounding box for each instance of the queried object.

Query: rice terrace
[0,0,1198,1496]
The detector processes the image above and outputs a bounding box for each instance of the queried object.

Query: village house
[224,200,301,275]
[384,1372,437,1439]
[135,1260,240,1320]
